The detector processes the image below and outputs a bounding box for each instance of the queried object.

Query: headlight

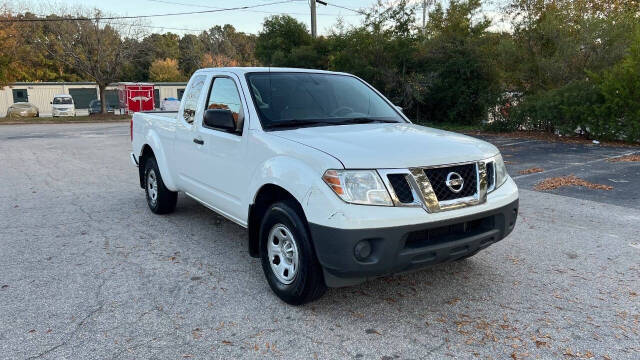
[493,154,508,190]
[323,170,393,206]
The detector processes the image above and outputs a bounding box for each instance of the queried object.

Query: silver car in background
[6,102,39,118]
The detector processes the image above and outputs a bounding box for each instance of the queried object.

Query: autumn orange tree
[201,53,239,68]
[149,58,183,82]
[0,8,19,88]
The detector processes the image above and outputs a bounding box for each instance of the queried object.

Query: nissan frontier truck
[130,68,519,305]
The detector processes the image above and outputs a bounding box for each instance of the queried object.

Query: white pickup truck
[131,67,519,305]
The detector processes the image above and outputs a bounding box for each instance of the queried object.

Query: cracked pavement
[1,123,639,359]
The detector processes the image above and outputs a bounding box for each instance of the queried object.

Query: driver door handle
[193,138,204,145]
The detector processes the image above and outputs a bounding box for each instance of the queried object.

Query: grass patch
[416,121,483,132]
[0,114,130,125]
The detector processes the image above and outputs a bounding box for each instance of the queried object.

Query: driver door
[192,74,250,223]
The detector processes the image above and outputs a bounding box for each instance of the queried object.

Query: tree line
[1,0,639,141]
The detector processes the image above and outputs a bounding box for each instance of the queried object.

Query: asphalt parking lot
[475,134,640,209]
[1,123,639,359]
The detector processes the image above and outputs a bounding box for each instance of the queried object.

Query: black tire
[260,200,326,305]
[144,157,177,214]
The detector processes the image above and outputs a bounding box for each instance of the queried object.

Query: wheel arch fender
[139,130,178,191]
[246,156,325,258]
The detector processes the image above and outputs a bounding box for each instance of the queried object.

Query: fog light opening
[354,240,372,261]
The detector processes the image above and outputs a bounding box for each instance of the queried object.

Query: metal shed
[0,82,187,117]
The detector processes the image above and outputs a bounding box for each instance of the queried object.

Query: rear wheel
[144,157,177,214]
[260,201,326,305]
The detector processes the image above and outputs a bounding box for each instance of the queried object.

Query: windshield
[246,72,405,129]
[53,97,73,105]
[13,103,33,108]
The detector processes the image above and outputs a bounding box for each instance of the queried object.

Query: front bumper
[52,110,74,117]
[309,198,519,287]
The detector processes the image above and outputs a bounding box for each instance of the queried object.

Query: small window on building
[12,89,28,103]
[182,76,206,124]
[177,88,186,100]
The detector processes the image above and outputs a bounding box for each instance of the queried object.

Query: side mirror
[203,109,236,132]
[395,105,403,113]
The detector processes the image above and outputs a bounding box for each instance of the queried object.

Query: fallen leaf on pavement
[519,167,544,175]
[607,154,640,162]
[365,328,381,335]
[534,175,612,191]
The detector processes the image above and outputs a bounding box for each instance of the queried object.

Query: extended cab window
[182,75,206,124]
[206,77,244,131]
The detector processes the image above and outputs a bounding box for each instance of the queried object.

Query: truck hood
[271,123,499,168]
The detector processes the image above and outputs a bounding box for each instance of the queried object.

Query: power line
[324,3,367,15]
[0,0,300,22]
[145,0,361,17]
[111,21,207,32]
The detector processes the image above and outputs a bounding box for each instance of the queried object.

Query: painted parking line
[499,139,539,147]
[512,150,640,180]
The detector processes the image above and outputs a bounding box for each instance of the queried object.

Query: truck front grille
[381,160,490,213]
[387,174,414,203]
[423,163,477,201]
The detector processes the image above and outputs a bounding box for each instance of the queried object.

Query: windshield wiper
[266,120,336,130]
[336,117,400,124]
[266,118,400,130]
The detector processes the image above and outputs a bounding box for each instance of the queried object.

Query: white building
[0,82,187,117]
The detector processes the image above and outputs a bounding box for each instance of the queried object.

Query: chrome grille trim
[408,167,440,212]
[378,169,422,207]
[379,159,492,213]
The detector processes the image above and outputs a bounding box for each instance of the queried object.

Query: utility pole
[310,0,317,38]
[422,0,435,34]
[422,0,427,30]
[310,0,326,38]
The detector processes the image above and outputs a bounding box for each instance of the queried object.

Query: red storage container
[118,83,155,114]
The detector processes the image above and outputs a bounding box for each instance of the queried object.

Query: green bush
[506,81,602,137]
[591,33,640,142]
[505,32,640,143]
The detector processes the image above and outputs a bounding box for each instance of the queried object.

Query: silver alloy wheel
[147,169,158,205]
[267,224,299,285]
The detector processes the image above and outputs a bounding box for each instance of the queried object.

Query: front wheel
[144,157,177,214]
[260,201,326,305]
